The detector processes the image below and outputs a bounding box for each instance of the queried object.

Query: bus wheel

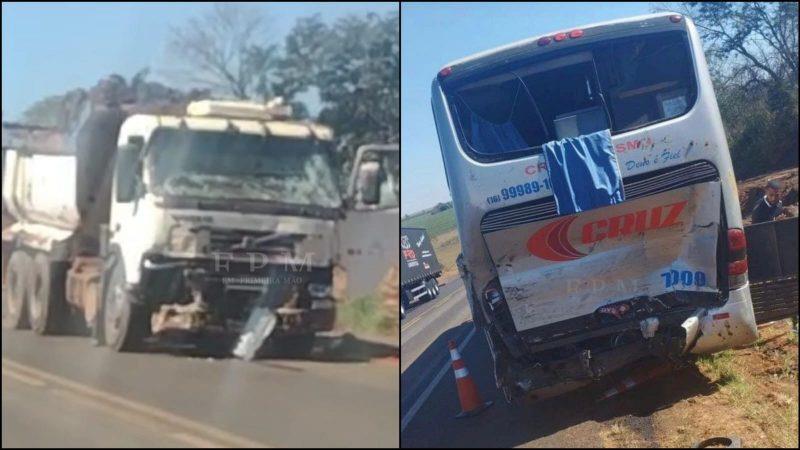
[28,252,66,335]
[102,259,149,352]
[3,250,33,330]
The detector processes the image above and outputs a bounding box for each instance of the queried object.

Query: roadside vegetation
[337,294,397,337]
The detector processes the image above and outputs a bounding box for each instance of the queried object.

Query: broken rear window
[445,31,697,161]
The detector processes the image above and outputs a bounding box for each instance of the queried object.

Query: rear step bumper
[690,283,758,354]
[502,286,758,401]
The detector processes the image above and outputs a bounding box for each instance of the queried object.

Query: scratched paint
[483,182,721,331]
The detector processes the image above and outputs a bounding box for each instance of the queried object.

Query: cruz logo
[527,200,688,261]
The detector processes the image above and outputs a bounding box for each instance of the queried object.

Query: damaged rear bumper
[493,290,757,402]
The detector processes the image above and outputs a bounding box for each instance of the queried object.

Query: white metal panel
[483,182,721,331]
[3,150,79,231]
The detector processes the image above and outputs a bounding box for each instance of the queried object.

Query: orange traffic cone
[448,339,493,418]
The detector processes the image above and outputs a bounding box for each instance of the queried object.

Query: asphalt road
[2,327,399,448]
[399,280,722,448]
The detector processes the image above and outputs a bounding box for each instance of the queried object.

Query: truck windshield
[146,128,342,209]
[446,30,696,160]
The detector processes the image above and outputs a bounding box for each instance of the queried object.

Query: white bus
[431,12,758,403]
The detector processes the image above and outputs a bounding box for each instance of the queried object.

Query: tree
[167,3,278,101]
[653,2,798,178]
[277,12,399,159]
[21,71,209,130]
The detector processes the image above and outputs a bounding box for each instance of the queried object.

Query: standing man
[751,179,784,224]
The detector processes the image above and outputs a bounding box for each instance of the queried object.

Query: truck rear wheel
[425,279,437,300]
[28,252,66,335]
[102,257,149,352]
[3,250,33,329]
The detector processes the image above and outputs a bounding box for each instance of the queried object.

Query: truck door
[337,144,399,300]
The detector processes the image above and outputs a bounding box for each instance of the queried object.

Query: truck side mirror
[115,142,142,203]
[356,160,381,206]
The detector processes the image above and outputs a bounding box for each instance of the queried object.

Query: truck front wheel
[28,252,66,335]
[102,258,149,352]
[3,250,33,329]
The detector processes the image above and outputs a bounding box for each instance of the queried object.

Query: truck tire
[425,279,437,300]
[102,256,149,352]
[401,289,412,320]
[432,280,440,296]
[28,252,67,335]
[3,250,33,330]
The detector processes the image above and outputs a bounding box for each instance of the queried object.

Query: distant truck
[2,98,391,359]
[400,227,442,319]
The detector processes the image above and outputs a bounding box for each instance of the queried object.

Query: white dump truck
[2,99,395,358]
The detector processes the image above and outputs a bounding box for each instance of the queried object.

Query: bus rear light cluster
[727,228,748,288]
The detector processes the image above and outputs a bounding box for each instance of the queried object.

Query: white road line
[400,325,477,432]
[2,367,47,387]
[171,432,225,448]
[2,358,269,448]
[401,286,462,334]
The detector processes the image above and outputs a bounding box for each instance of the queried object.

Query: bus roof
[439,12,685,72]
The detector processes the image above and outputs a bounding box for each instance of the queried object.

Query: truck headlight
[307,283,332,299]
[169,226,210,255]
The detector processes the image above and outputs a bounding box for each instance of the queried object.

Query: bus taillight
[569,29,583,38]
[727,228,748,288]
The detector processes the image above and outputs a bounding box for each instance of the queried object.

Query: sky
[401,2,656,215]
[1,2,397,120]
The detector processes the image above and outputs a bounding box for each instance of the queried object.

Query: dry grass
[430,228,461,280]
[600,421,650,448]
[653,320,798,448]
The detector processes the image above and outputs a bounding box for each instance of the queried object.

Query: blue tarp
[542,129,624,215]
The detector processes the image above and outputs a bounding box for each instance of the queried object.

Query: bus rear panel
[431,13,757,402]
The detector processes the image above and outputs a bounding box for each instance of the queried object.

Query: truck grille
[480,160,719,234]
[207,228,299,257]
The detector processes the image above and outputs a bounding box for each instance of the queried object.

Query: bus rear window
[446,31,696,160]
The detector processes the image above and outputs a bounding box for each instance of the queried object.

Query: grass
[697,350,741,387]
[694,336,798,448]
[401,207,457,239]
[431,229,462,279]
[336,294,396,336]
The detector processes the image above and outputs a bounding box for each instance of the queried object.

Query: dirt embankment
[600,320,798,448]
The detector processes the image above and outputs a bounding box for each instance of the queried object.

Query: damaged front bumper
[138,254,336,336]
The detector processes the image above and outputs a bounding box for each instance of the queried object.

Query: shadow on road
[142,330,397,364]
[402,322,722,448]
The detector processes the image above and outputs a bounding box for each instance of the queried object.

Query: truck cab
[3,99,393,358]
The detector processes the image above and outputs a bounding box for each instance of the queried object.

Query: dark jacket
[751,196,782,224]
